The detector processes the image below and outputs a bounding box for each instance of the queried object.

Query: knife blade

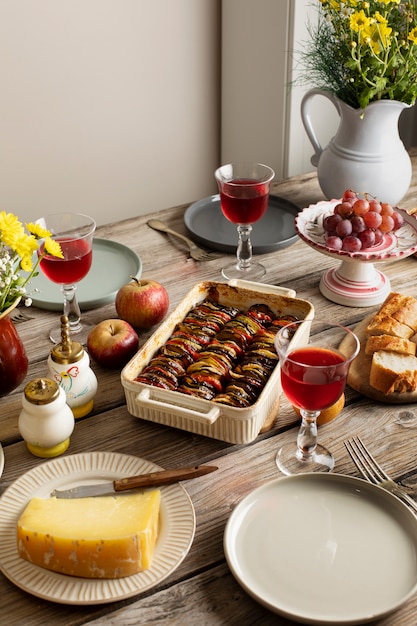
[50,465,218,499]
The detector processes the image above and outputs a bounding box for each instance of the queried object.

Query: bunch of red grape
[323,189,404,252]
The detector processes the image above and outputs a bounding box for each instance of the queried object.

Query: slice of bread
[379,292,417,331]
[366,292,417,338]
[365,334,417,357]
[365,315,414,339]
[369,351,417,395]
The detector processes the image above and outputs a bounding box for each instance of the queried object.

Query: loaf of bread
[369,351,417,395]
[366,292,417,394]
[365,334,417,357]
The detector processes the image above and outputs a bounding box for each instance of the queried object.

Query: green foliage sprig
[298,0,417,109]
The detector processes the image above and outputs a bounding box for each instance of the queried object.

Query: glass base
[48,320,94,345]
[221,260,266,282]
[276,442,335,475]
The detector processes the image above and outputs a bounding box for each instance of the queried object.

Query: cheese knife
[50,465,218,499]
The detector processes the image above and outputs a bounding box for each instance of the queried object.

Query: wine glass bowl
[275,319,360,475]
[36,213,96,343]
[214,162,275,281]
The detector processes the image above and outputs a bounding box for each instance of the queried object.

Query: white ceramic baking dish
[121,280,314,444]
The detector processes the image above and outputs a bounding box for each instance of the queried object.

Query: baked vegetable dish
[134,297,298,407]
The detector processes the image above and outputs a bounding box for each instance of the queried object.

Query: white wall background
[220,0,341,180]
[0,1,414,228]
[220,0,292,178]
[0,0,220,226]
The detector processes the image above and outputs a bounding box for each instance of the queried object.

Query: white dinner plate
[184,194,299,254]
[0,444,4,478]
[28,239,142,311]
[0,451,195,605]
[224,473,417,624]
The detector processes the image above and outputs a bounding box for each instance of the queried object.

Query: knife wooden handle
[113,465,218,491]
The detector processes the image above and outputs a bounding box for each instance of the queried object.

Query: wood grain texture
[2,150,417,625]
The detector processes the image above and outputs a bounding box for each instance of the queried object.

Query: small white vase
[301,88,412,205]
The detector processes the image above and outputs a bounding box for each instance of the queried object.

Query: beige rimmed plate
[224,473,417,624]
[0,451,195,605]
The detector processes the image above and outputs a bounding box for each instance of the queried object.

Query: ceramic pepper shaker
[47,315,98,418]
[18,378,75,458]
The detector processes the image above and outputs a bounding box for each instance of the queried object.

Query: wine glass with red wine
[274,319,360,475]
[215,163,275,281]
[36,213,96,343]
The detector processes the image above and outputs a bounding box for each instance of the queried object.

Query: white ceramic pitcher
[300,88,412,205]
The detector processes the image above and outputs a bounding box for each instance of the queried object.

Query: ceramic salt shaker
[18,378,75,458]
[47,315,98,418]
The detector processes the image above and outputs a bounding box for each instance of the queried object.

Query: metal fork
[147,219,219,261]
[344,436,417,514]
[9,308,33,323]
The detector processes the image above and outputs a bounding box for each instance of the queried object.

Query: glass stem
[296,410,321,460]
[236,224,253,270]
[61,284,82,334]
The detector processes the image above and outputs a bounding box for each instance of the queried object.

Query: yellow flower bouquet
[0,211,63,314]
[300,0,417,109]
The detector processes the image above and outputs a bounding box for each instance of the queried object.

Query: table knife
[50,465,218,499]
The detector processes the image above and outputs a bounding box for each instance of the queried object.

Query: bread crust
[366,292,417,337]
[365,315,414,339]
[381,292,417,330]
[365,334,416,356]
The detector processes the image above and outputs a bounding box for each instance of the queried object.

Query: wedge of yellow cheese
[17,490,161,579]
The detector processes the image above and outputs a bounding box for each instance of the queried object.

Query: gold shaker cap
[24,378,60,405]
[50,315,84,364]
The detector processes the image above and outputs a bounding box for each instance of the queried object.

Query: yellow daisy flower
[26,222,52,240]
[13,234,39,260]
[409,27,417,45]
[44,237,64,259]
[350,10,373,33]
[0,211,25,249]
[20,255,34,272]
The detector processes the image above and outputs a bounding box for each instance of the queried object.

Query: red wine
[220,178,269,224]
[40,238,92,284]
[281,346,347,412]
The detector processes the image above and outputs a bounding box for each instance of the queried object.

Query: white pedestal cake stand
[296,200,417,307]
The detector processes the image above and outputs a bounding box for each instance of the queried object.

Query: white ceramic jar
[47,315,98,418]
[18,378,75,458]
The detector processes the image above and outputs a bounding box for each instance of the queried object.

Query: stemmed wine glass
[274,319,360,475]
[214,162,275,281]
[35,213,96,344]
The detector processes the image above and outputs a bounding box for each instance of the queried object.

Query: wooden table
[2,150,417,625]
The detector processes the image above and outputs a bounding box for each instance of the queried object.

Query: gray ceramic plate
[184,194,299,254]
[28,239,142,311]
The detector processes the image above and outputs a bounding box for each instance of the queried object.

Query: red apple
[115,278,170,330]
[87,319,139,369]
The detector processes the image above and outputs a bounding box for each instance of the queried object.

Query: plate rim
[0,451,196,605]
[224,472,417,624]
[184,193,299,254]
[296,200,417,263]
[29,238,142,311]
